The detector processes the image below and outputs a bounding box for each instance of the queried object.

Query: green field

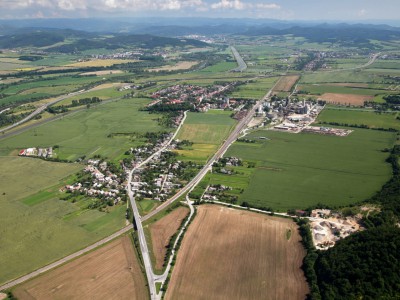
[0,98,167,161]
[298,84,388,96]
[200,129,395,211]
[175,110,236,162]
[229,77,278,99]
[0,157,127,285]
[0,76,104,106]
[317,108,400,130]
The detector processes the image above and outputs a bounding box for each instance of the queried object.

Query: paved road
[323,52,380,73]
[0,90,88,134]
[0,82,272,294]
[126,112,187,300]
[143,88,274,223]
[0,225,132,291]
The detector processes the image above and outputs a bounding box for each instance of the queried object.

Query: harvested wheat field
[13,235,148,300]
[165,205,309,300]
[274,75,300,92]
[319,93,373,105]
[149,206,189,270]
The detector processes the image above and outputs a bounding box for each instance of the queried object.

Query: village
[149,82,248,111]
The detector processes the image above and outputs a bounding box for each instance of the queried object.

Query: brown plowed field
[165,205,309,300]
[13,236,148,300]
[274,75,300,92]
[149,207,189,270]
[319,93,373,105]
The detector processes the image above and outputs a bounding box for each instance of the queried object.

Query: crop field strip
[166,205,309,300]
[175,110,237,163]
[13,235,148,300]
[147,206,189,271]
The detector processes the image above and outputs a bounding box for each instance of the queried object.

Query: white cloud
[211,0,280,11]
[358,8,367,17]
[255,3,280,9]
[211,0,244,10]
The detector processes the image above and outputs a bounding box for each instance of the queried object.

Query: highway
[0,90,88,134]
[0,84,273,295]
[230,46,247,72]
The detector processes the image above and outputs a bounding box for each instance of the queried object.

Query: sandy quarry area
[310,209,363,250]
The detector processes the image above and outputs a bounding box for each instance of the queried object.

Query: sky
[0,0,399,21]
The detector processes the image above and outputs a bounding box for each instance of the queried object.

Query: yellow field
[66,59,138,67]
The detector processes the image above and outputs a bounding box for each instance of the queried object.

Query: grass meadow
[0,157,126,285]
[0,98,166,161]
[317,108,400,130]
[202,129,395,211]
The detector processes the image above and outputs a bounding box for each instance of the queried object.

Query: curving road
[0,83,274,294]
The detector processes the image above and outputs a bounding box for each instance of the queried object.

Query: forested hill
[0,29,208,52]
[242,24,400,47]
[315,226,400,299]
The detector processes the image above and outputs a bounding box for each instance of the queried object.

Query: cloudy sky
[0,0,399,20]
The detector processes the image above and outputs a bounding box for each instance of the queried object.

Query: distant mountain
[0,29,209,52]
[242,24,400,44]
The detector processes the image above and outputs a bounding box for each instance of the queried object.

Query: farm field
[147,206,189,271]
[298,84,387,96]
[229,77,278,99]
[318,93,374,105]
[0,98,166,161]
[0,157,126,285]
[215,129,396,211]
[165,205,309,300]
[0,75,105,106]
[13,235,148,300]
[66,59,138,67]
[317,108,400,130]
[175,110,236,163]
[273,75,300,92]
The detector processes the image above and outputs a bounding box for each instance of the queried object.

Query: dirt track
[165,205,309,300]
[13,235,148,300]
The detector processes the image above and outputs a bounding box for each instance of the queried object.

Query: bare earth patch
[165,205,309,300]
[319,93,373,105]
[149,206,189,270]
[149,61,198,72]
[13,236,148,300]
[273,75,300,92]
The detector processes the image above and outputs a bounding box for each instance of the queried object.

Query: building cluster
[309,209,362,250]
[129,140,200,202]
[303,126,353,137]
[19,147,53,158]
[65,159,124,205]
[118,81,156,91]
[90,51,144,60]
[150,83,246,111]
[267,98,324,133]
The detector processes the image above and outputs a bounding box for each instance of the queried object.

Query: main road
[0,84,274,294]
